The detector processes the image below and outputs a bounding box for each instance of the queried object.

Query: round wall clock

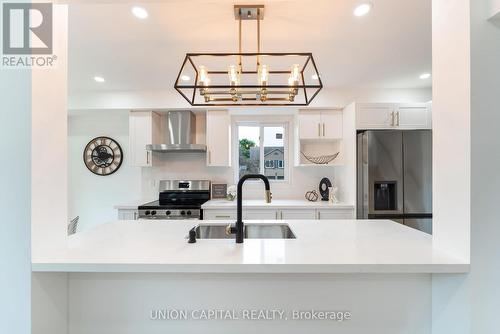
[83,136,123,176]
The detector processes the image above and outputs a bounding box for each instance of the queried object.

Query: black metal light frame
[174,52,323,107]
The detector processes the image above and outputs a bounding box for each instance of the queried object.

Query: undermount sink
[190,224,296,239]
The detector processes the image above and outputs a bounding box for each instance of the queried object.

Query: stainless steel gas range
[138,180,211,220]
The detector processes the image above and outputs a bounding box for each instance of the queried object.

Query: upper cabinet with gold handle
[129,111,161,167]
[356,103,432,130]
[298,110,343,141]
[206,110,231,167]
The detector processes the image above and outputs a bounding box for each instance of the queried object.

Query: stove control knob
[166,210,171,216]
[186,211,192,216]
[180,210,186,216]
[151,210,157,216]
[145,210,151,216]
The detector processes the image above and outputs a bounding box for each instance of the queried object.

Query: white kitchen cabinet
[280,209,317,220]
[317,208,355,220]
[298,111,322,139]
[355,103,432,130]
[203,208,349,221]
[355,104,395,129]
[396,104,432,129]
[320,110,343,140]
[298,110,343,140]
[243,209,278,220]
[203,210,236,220]
[206,110,231,167]
[117,209,139,220]
[129,111,161,167]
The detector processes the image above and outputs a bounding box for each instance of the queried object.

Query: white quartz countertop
[32,220,468,274]
[114,199,155,210]
[202,199,355,210]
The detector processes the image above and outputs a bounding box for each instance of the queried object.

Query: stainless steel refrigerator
[357,130,432,234]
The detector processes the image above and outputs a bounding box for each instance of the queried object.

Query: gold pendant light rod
[238,11,242,72]
[257,8,261,67]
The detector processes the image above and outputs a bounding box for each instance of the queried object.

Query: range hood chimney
[146,110,207,153]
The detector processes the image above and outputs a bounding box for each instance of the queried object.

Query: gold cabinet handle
[318,123,321,137]
[280,211,283,219]
[323,123,325,137]
[208,150,211,164]
[390,111,395,127]
[146,151,150,164]
[215,215,231,219]
[318,211,321,219]
[396,111,400,126]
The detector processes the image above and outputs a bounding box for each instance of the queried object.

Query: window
[237,123,287,181]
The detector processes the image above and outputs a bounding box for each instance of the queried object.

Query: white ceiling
[68,0,432,95]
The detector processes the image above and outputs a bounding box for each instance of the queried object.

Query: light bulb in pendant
[258,64,269,85]
[290,64,300,84]
[228,65,240,86]
[198,66,209,86]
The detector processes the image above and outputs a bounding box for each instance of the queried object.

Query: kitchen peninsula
[32,219,467,273]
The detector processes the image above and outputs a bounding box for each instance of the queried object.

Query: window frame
[233,121,289,184]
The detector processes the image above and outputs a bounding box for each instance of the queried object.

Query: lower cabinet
[203,210,237,220]
[244,210,279,220]
[280,209,317,220]
[117,209,139,220]
[317,209,355,220]
[203,208,354,220]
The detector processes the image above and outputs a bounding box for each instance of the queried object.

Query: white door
[206,110,231,167]
[129,111,161,167]
[356,104,396,129]
[203,210,236,220]
[320,110,343,139]
[243,209,278,220]
[298,111,322,140]
[280,209,316,220]
[396,104,432,129]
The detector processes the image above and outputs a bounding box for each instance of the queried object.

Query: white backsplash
[141,152,347,202]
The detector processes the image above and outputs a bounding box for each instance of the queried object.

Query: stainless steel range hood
[146,110,206,153]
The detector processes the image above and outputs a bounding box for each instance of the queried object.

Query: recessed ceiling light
[419,73,431,80]
[354,3,372,17]
[181,75,191,81]
[311,74,319,80]
[131,6,148,19]
[94,76,105,83]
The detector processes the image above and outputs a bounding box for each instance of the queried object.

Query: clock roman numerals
[83,137,123,176]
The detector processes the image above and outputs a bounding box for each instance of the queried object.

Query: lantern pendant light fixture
[174,5,323,106]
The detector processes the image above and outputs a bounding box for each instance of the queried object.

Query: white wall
[67,273,431,334]
[0,54,32,334]
[431,0,470,262]
[487,0,500,18]
[68,110,142,231]
[69,87,432,110]
[469,0,500,332]
[31,5,68,257]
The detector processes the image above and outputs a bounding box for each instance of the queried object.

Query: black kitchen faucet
[226,174,272,243]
